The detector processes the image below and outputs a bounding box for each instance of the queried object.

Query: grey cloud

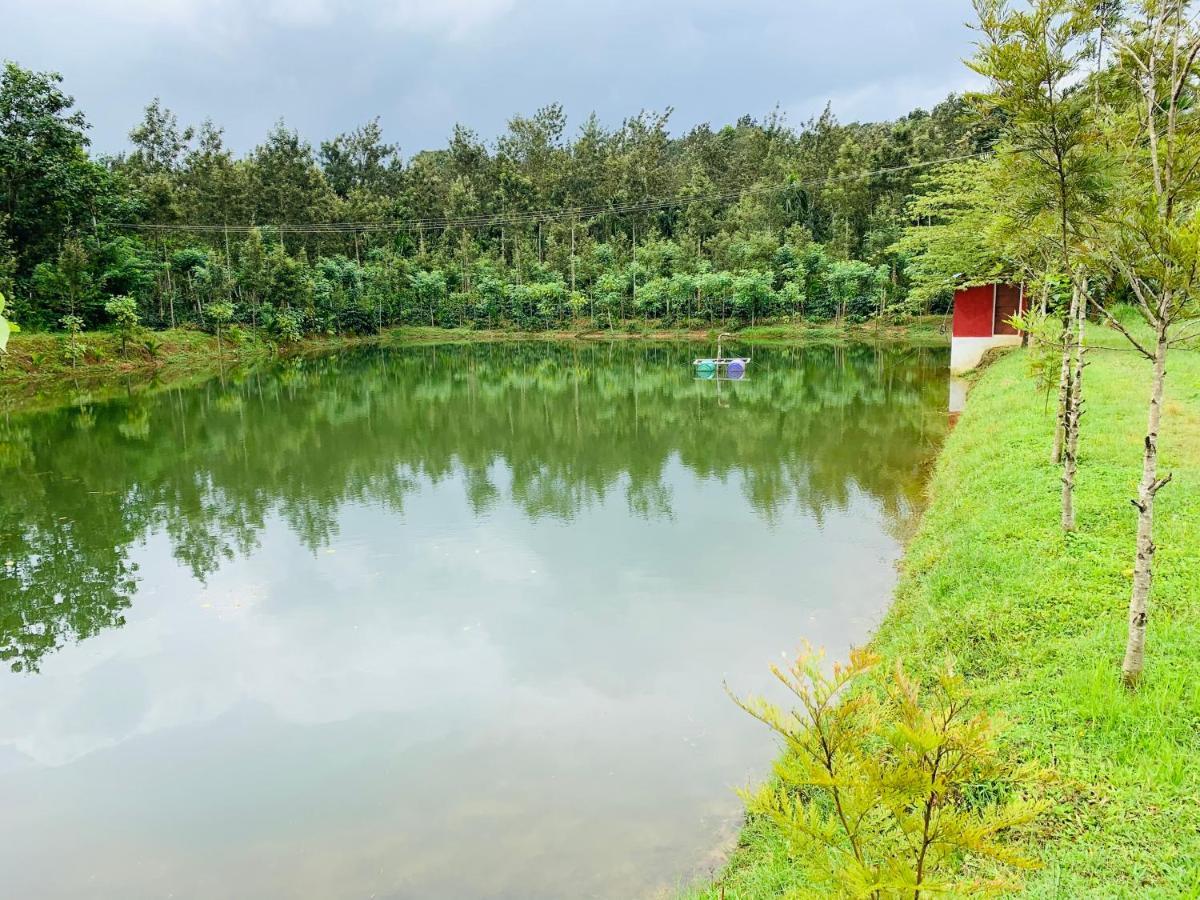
[1,0,983,155]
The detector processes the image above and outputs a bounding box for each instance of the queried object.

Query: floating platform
[693,357,750,380]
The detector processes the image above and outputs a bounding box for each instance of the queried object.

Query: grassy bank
[0,318,948,408]
[700,336,1200,896]
[1,329,352,411]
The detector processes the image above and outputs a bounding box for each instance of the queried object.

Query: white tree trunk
[1122,326,1171,687]
[1061,280,1087,531]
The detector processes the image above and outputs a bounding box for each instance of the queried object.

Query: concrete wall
[950,334,1022,374]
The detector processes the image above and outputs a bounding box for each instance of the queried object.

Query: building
[950,282,1027,373]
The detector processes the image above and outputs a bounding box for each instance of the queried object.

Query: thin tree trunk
[631,222,637,320]
[164,247,177,330]
[1122,325,1171,687]
[1061,278,1087,531]
[1051,284,1077,465]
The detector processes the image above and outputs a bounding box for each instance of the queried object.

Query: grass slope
[700,335,1200,897]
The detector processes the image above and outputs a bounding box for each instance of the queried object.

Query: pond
[0,341,948,899]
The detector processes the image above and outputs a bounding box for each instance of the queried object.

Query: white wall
[950,335,1022,374]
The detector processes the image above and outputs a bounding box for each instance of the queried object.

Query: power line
[103,150,992,236]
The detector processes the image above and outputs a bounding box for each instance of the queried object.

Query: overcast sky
[2,0,984,157]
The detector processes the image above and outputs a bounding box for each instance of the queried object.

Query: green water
[0,341,948,899]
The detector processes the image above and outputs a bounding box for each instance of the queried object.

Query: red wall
[953,285,994,337]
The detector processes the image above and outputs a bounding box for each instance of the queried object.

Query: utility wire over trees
[100,153,991,236]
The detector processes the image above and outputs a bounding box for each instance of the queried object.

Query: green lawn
[698,330,1200,897]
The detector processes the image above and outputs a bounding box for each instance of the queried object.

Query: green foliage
[970,0,1109,287]
[33,239,98,325]
[0,289,17,353]
[1010,297,1064,399]
[273,307,304,343]
[206,300,234,326]
[141,333,161,360]
[1,59,995,334]
[0,63,124,288]
[730,645,1048,898]
[894,159,1004,311]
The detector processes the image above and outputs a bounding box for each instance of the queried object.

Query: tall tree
[0,62,113,280]
[1098,0,1200,687]
[319,117,402,198]
[127,98,193,175]
[971,0,1109,531]
[248,120,334,238]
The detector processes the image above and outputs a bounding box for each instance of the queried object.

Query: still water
[0,341,947,899]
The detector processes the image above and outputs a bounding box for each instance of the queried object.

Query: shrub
[335,302,377,336]
[273,307,304,344]
[729,646,1048,897]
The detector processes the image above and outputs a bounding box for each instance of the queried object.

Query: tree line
[0,60,991,338]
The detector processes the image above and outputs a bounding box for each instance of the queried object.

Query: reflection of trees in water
[0,342,947,673]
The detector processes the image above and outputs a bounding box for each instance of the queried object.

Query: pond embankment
[701,337,1200,896]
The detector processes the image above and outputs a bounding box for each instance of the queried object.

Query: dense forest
[0,59,992,338]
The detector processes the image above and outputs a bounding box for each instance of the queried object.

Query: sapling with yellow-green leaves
[728,645,1048,898]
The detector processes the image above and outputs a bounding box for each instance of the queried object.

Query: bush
[335,302,377,335]
[730,646,1048,897]
[845,290,878,322]
[806,291,838,320]
[273,307,305,344]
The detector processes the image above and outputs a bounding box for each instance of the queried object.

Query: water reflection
[1,341,947,899]
[2,342,945,675]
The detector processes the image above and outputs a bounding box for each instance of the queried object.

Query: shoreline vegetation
[697,332,1200,897]
[0,316,948,409]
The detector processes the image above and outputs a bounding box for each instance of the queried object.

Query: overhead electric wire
[102,149,993,236]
